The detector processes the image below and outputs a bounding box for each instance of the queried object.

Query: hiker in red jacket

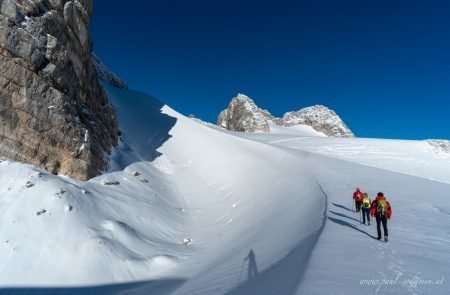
[370,192,392,242]
[353,188,364,212]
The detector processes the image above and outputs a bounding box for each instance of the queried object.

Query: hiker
[361,193,371,225]
[370,192,392,242]
[353,188,364,212]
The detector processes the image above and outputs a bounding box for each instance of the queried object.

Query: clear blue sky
[90,0,450,140]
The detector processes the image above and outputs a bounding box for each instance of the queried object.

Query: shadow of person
[329,210,361,223]
[244,249,258,279]
[328,217,377,239]
[332,203,354,212]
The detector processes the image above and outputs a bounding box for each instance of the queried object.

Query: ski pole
[237,259,246,283]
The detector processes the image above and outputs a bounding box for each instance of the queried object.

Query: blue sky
[90,0,450,140]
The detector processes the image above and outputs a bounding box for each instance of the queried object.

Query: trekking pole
[237,259,246,283]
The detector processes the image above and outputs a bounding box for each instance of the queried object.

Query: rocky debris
[36,209,46,216]
[92,53,127,89]
[282,105,355,137]
[64,205,72,212]
[217,94,270,132]
[427,140,450,154]
[0,0,118,180]
[217,93,354,137]
[54,188,66,198]
[131,171,140,176]
[102,179,120,185]
[24,181,34,188]
[182,238,192,245]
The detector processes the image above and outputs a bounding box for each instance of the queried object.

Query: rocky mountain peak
[217,93,270,132]
[217,95,354,137]
[282,105,354,137]
[0,0,118,180]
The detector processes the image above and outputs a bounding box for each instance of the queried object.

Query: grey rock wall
[0,0,118,180]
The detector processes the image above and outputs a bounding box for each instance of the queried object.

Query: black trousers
[376,214,388,238]
[355,201,362,211]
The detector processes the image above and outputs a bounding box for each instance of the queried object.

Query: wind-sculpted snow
[0,87,449,294]
[0,86,326,294]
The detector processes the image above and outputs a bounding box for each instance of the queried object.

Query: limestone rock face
[427,140,450,155]
[217,93,354,137]
[217,94,270,132]
[92,53,127,89]
[0,0,118,180]
[282,105,355,137]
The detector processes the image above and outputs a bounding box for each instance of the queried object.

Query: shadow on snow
[0,278,186,295]
[328,217,377,239]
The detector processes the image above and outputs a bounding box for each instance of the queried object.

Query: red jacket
[353,191,364,201]
[370,196,392,219]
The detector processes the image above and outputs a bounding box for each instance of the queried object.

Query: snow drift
[0,85,449,294]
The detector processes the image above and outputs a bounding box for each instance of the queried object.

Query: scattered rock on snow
[131,171,141,176]
[25,181,34,188]
[102,179,120,185]
[65,205,73,212]
[182,238,192,246]
[36,209,47,216]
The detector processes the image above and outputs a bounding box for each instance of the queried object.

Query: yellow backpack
[362,197,371,208]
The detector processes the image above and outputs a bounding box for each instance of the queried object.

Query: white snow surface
[0,85,449,294]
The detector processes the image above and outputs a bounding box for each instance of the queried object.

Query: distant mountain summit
[217,94,355,137]
[217,94,271,132]
[282,105,355,137]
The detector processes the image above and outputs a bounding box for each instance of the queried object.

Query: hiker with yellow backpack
[361,193,371,225]
[370,192,392,242]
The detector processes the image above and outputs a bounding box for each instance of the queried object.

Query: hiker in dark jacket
[370,192,392,242]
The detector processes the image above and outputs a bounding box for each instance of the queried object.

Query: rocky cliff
[217,93,354,137]
[0,0,118,180]
[282,105,354,137]
[217,94,270,132]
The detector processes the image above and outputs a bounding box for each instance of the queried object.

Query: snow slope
[0,86,449,294]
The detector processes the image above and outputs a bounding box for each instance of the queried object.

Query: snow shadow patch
[104,85,178,170]
[227,232,322,295]
[0,278,186,295]
[332,202,354,212]
[329,210,361,223]
[328,217,377,239]
[228,184,328,295]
